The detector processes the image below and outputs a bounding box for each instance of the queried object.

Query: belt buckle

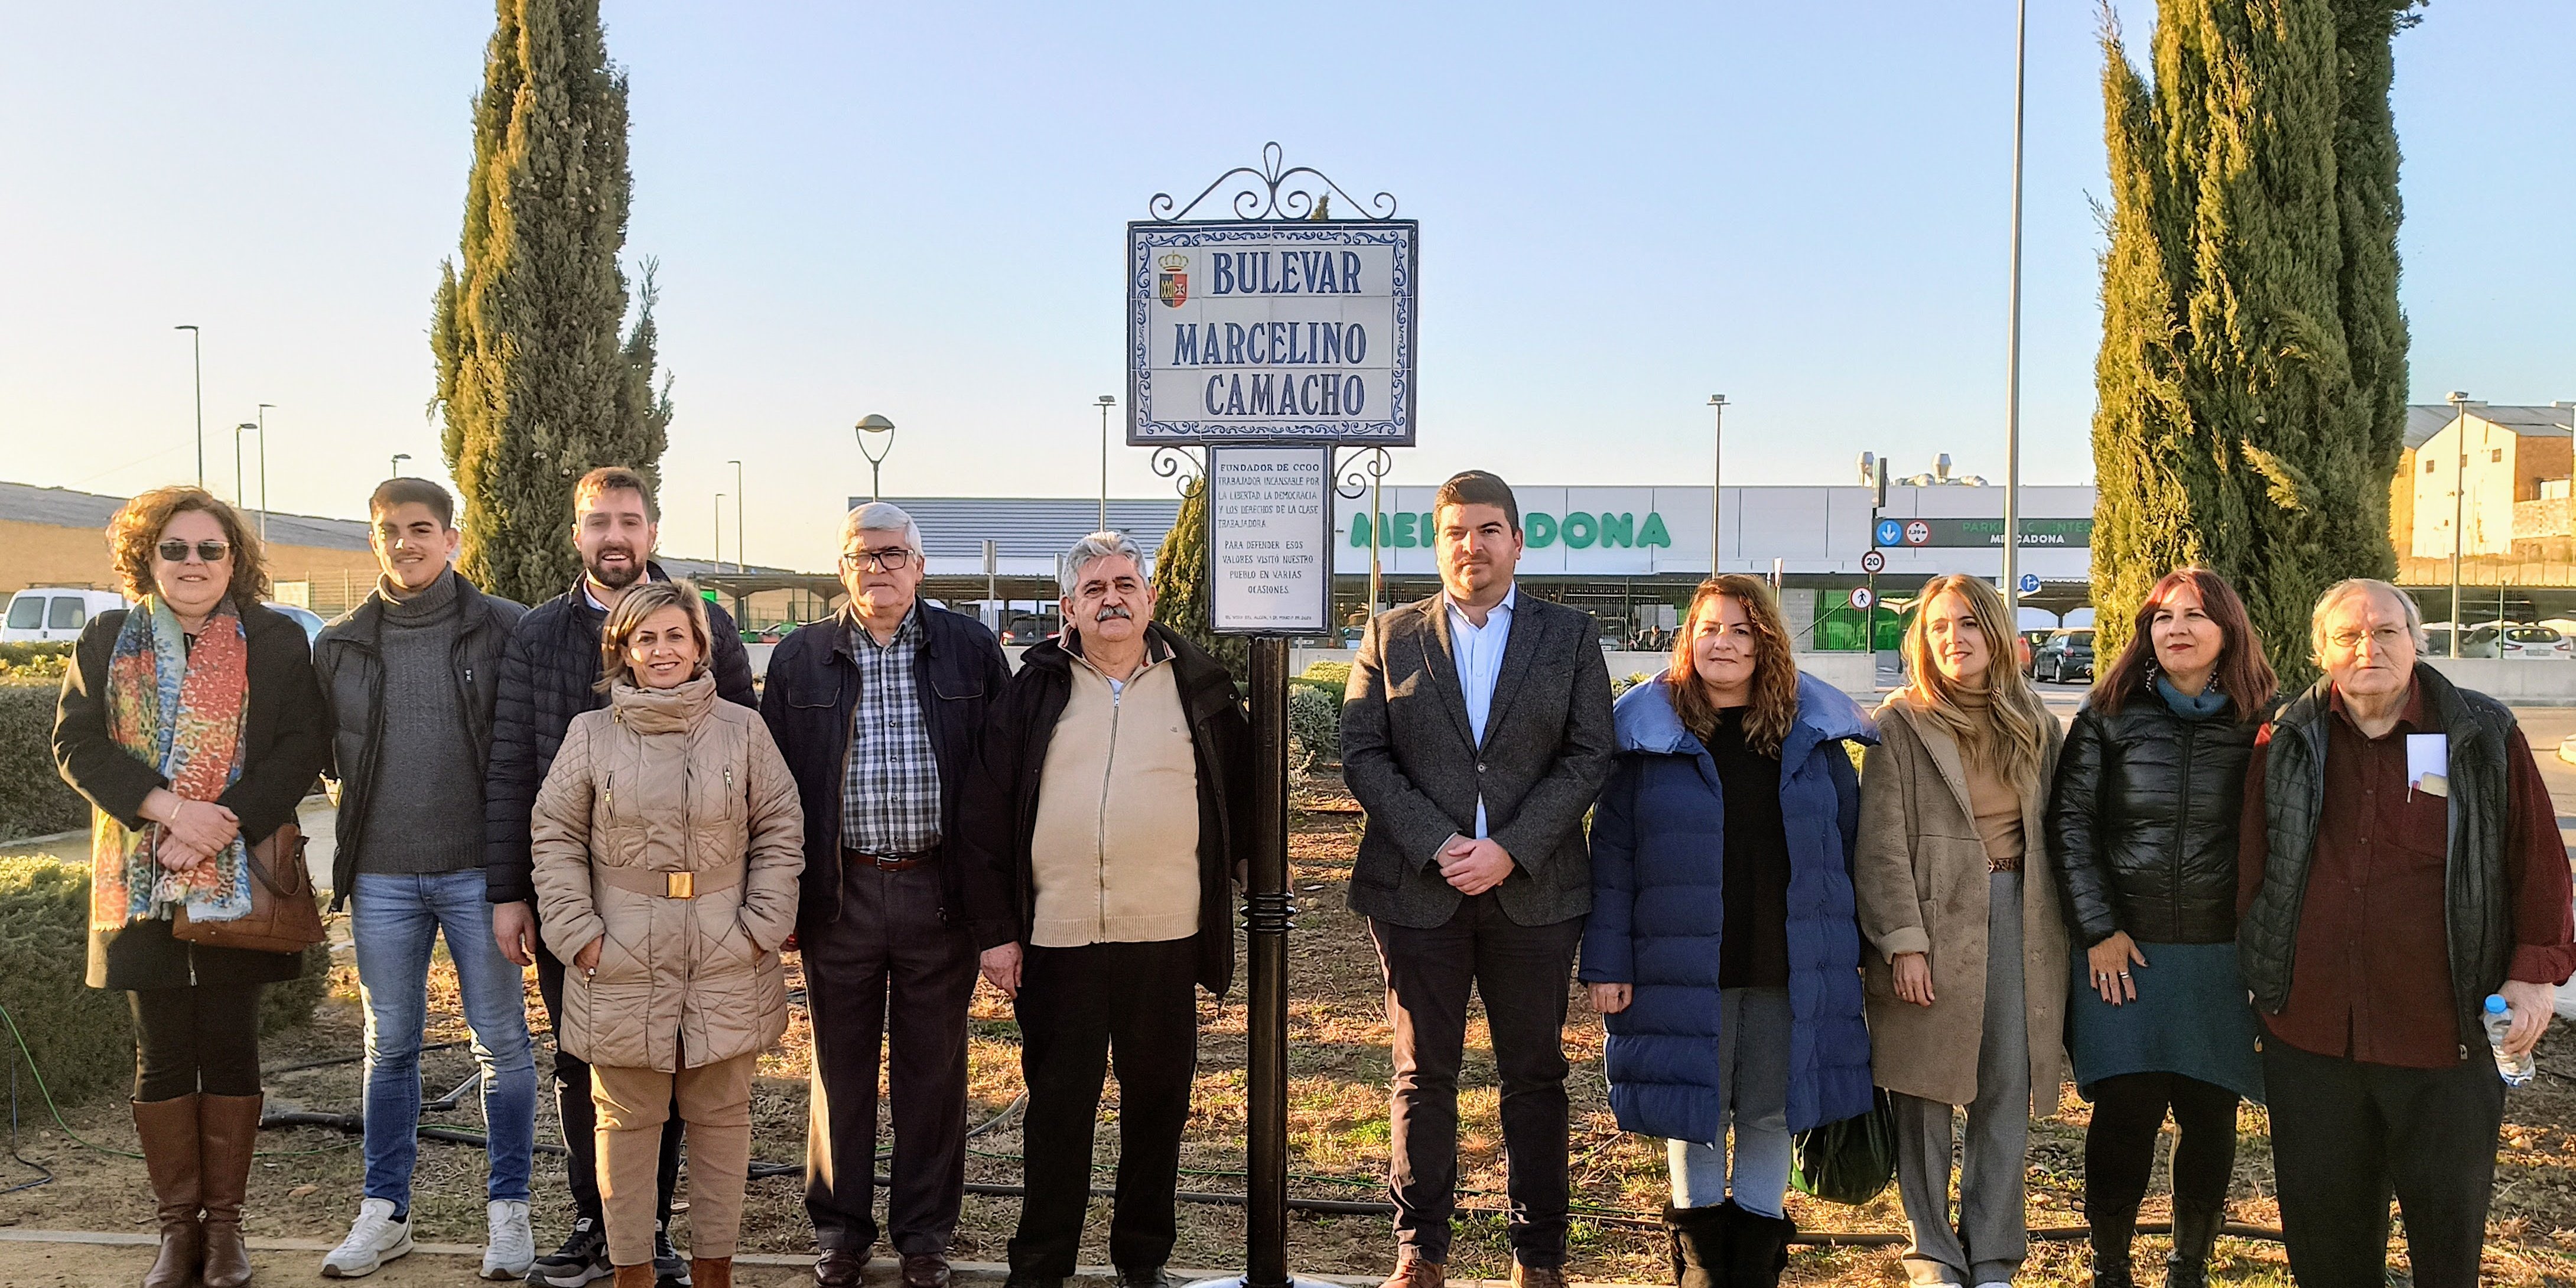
[665,871,695,899]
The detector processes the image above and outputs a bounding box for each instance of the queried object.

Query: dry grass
[6,779,2576,1284]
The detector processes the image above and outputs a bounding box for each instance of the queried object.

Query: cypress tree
[1149,476,1247,675]
[431,0,668,606]
[2089,1,2419,686]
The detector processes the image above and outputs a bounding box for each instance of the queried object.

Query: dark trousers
[2083,1071,2239,1218]
[2263,1038,2506,1288]
[1368,896,1585,1269]
[1007,938,1200,1277]
[536,936,682,1228]
[130,984,264,1101]
[802,861,977,1257]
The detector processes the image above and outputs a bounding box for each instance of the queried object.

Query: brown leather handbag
[172,823,326,954]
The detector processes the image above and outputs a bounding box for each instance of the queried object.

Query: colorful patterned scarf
[90,597,253,929]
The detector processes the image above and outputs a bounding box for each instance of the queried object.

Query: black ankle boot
[2165,1199,2223,1288]
[1662,1203,1729,1288]
[2086,1200,2138,1288]
[1720,1202,1796,1288]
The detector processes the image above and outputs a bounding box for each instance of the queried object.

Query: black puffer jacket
[482,563,756,905]
[2045,686,2264,947]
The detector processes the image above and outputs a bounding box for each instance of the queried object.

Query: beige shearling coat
[532,676,805,1072]
[1854,694,2068,1116]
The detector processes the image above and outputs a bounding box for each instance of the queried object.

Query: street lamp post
[391,453,411,479]
[255,404,273,542]
[1999,0,2029,627]
[729,460,745,573]
[233,421,251,513]
[1707,394,1727,575]
[2448,389,2472,657]
[856,414,897,501]
[714,494,726,570]
[175,326,203,487]
[1097,394,1117,532]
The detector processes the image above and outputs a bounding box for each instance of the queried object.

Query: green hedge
[1287,682,1340,770]
[0,642,73,681]
[1297,659,1352,691]
[1,678,85,841]
[0,854,328,1106]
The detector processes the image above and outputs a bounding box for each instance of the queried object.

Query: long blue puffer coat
[1579,669,1878,1141]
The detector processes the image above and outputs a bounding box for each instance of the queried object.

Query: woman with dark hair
[1580,575,1876,1288]
[52,486,328,1288]
[2045,569,2277,1288]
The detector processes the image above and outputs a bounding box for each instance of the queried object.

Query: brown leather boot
[692,1257,734,1288]
[134,1096,203,1288]
[1381,1258,1445,1288]
[197,1092,262,1288]
[613,1263,658,1288]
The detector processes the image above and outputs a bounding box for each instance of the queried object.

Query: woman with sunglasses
[53,486,329,1288]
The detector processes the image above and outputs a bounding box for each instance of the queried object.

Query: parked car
[2423,625,2501,659]
[2032,628,2095,684]
[1000,612,1061,646]
[2498,625,2572,661]
[2,587,128,644]
[262,601,327,644]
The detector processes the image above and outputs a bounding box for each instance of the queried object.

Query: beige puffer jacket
[532,676,805,1072]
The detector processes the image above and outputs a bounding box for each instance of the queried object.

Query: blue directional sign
[2019,573,2042,594]
[1875,518,1904,548]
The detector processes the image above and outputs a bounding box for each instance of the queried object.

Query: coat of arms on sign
[1157,252,1189,307]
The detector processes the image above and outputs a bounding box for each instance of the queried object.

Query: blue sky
[2,2,2567,572]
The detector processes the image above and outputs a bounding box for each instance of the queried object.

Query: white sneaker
[321,1198,414,1278]
[482,1198,536,1280]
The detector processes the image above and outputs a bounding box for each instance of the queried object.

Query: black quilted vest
[2240,663,2519,1056]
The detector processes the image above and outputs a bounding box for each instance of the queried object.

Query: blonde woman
[1855,575,2068,1288]
[531,581,805,1288]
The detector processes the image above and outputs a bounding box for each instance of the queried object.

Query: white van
[4,587,129,644]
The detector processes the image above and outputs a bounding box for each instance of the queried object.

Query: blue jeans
[352,871,536,1207]
[1666,986,1793,1218]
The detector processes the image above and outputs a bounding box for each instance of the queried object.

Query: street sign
[1128,220,1419,445]
[1875,518,1902,548]
[1206,445,1334,635]
[1872,516,2094,548]
[1849,587,1875,611]
[1860,549,1886,574]
[1903,519,1932,547]
[2018,573,2041,594]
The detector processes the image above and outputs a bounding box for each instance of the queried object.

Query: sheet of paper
[2406,733,2448,795]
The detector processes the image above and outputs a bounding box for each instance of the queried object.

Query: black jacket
[2045,686,2265,947]
[482,562,756,905]
[955,625,1251,996]
[757,603,1010,931]
[313,573,527,910]
[53,603,330,989]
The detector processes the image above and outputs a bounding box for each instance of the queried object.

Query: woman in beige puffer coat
[531,581,804,1288]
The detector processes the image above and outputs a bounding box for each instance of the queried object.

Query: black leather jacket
[2045,687,2263,947]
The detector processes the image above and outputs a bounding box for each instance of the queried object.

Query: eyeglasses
[157,540,231,564]
[840,547,913,571]
[2325,625,2412,653]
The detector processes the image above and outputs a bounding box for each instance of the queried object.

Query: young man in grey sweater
[312,479,534,1280]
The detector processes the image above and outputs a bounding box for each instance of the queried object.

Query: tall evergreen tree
[431,0,667,606]
[2089,1,2419,686]
[1149,476,1247,675]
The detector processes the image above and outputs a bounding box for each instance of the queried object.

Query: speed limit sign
[1849,587,1875,611]
[1860,549,1887,574]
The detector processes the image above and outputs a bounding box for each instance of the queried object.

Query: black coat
[2045,685,2264,947]
[482,563,757,905]
[313,573,526,910]
[757,604,1010,931]
[53,603,330,989]
[955,626,1250,996]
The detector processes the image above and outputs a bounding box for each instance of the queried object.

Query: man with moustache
[759,503,1008,1288]
[1340,470,1614,1288]
[313,478,536,1280]
[959,532,1248,1288]
[485,467,757,1288]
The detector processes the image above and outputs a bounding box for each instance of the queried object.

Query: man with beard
[958,532,1248,1288]
[485,467,757,1288]
[1340,470,1613,1288]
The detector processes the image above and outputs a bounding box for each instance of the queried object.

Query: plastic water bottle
[2485,994,2536,1087]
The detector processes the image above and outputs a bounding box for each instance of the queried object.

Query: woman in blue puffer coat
[1581,575,1877,1288]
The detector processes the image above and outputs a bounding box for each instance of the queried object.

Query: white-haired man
[759,502,1009,1288]
[2239,577,2573,1288]
[958,532,1249,1288]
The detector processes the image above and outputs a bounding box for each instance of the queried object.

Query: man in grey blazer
[1341,470,1614,1288]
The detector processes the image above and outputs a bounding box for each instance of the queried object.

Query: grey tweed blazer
[1340,591,1614,929]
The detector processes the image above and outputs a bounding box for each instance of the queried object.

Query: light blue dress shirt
[1444,586,1516,839]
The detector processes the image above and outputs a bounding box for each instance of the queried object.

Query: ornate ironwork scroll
[1333,445,1392,500]
[1150,445,1204,496]
[1147,141,1399,223]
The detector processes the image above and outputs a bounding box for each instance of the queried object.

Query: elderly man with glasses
[759,502,1009,1288]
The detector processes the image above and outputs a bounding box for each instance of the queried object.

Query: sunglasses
[157,539,232,564]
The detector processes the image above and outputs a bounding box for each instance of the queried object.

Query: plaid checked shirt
[839,607,942,854]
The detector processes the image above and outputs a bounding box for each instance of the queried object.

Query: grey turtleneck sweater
[356,568,482,876]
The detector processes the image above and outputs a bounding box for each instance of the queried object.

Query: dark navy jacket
[1579,670,1877,1140]
[757,603,1009,932]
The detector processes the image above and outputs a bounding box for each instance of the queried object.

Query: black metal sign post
[1130,146,1411,1288]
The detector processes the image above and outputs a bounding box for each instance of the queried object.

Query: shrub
[1298,659,1353,692]
[0,679,85,841]
[0,854,328,1107]
[1287,681,1341,772]
[1608,671,1654,700]
[0,642,73,681]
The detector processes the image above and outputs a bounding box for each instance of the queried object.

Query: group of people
[44,462,2573,1288]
